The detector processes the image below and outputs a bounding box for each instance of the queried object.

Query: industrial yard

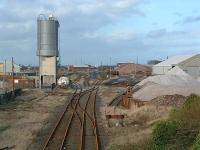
[1,1,200,150]
[1,66,200,150]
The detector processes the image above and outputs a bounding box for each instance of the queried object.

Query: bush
[152,120,178,147]
[107,142,160,150]
[108,94,200,150]
[170,94,200,128]
[0,125,10,134]
[184,94,200,108]
[107,144,135,150]
[192,133,200,150]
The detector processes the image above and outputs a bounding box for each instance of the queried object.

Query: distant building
[117,63,134,67]
[68,65,92,72]
[152,54,200,78]
[0,60,21,75]
[147,60,162,65]
[98,65,116,71]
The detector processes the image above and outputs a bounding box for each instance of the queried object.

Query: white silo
[37,14,60,88]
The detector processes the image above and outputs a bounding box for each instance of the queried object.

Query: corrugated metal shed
[72,65,90,68]
[153,54,200,78]
[154,54,196,67]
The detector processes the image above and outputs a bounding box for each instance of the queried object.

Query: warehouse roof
[154,54,197,67]
[72,64,90,68]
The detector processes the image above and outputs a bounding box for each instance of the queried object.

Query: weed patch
[0,125,10,134]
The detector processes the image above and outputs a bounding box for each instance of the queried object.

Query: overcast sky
[0,0,200,65]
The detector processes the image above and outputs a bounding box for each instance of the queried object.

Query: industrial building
[68,65,91,72]
[37,14,60,88]
[0,60,21,75]
[152,54,200,78]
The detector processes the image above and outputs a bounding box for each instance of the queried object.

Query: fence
[0,75,35,90]
[0,88,22,105]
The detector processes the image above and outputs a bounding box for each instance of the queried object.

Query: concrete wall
[40,57,56,75]
[179,55,200,79]
[152,66,171,75]
[40,56,57,86]
[153,55,200,78]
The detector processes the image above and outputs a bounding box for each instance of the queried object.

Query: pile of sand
[133,66,200,101]
[117,64,152,75]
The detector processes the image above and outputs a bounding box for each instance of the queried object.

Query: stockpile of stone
[148,94,186,107]
[133,66,200,101]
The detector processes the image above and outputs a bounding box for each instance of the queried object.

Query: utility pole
[130,61,134,79]
[134,56,138,78]
[109,57,111,79]
[3,60,6,92]
[100,61,102,72]
[134,59,136,78]
[81,56,82,65]
[12,57,14,92]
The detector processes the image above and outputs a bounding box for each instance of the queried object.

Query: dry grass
[0,89,72,150]
[102,95,172,149]
[105,105,172,149]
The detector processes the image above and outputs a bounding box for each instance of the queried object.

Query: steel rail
[93,88,100,150]
[41,89,78,150]
[80,84,101,150]
[77,81,102,129]
[42,80,102,150]
[59,89,83,150]
[79,88,94,150]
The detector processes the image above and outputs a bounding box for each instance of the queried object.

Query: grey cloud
[0,0,148,64]
[183,16,200,23]
[147,29,188,39]
[147,29,167,38]
[1,0,199,65]
[145,29,200,54]
[174,12,183,17]
[0,0,147,34]
[151,22,158,26]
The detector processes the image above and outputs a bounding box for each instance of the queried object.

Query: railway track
[42,82,101,150]
[108,94,123,107]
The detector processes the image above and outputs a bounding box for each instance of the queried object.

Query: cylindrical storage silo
[37,16,59,57]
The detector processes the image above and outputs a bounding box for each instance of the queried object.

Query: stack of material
[148,94,186,107]
[117,63,152,76]
[133,66,200,101]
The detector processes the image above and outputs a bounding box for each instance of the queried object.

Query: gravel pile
[133,66,200,101]
[148,94,186,107]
